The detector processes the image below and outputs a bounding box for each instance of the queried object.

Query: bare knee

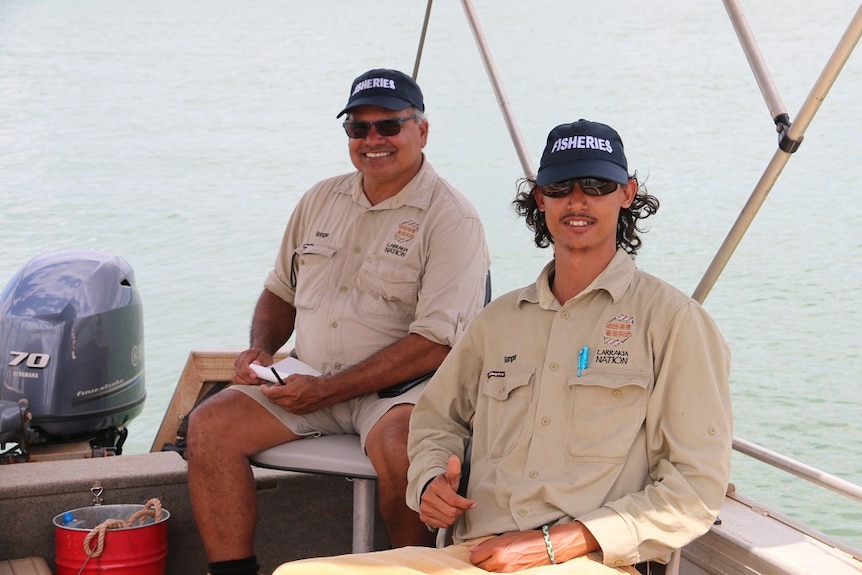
[187,391,235,453]
[366,404,413,482]
[187,389,292,459]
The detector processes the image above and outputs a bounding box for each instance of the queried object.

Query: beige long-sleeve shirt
[407,250,732,568]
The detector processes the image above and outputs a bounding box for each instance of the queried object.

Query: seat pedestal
[251,435,378,553]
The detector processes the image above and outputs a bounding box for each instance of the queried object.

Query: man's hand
[233,347,273,385]
[468,531,550,572]
[233,346,337,414]
[419,455,476,529]
[468,521,600,573]
[259,374,334,415]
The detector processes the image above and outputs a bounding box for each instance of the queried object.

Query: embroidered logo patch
[394,220,419,243]
[384,220,419,258]
[603,314,633,346]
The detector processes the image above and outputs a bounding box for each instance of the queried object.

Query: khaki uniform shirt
[264,157,490,375]
[407,250,732,568]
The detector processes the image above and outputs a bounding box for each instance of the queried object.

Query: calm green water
[1,0,860,550]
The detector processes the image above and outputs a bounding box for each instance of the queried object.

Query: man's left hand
[468,531,551,573]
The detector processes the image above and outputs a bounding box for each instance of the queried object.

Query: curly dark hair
[512,173,660,255]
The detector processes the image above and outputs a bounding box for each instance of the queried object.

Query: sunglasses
[342,115,417,139]
[539,177,620,198]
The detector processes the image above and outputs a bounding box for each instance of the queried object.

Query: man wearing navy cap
[272,119,731,575]
[187,68,490,575]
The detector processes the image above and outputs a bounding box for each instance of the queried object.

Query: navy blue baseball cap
[536,119,629,186]
[336,68,425,118]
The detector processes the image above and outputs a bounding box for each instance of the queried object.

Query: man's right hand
[419,455,476,529]
[232,347,274,385]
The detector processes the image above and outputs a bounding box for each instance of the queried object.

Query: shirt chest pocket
[293,244,339,312]
[564,370,650,462]
[478,368,534,460]
[356,256,420,321]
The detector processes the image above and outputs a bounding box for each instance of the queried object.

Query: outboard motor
[0,250,145,462]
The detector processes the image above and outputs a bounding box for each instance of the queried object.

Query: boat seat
[250,434,378,553]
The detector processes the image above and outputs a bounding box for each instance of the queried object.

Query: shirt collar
[516,249,637,310]
[350,154,435,210]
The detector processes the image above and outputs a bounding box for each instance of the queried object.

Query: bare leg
[365,403,436,548]
[187,389,298,562]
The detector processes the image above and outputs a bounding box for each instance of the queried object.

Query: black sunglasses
[342,115,417,139]
[539,177,620,198]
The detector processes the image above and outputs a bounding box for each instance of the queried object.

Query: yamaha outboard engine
[0,250,145,462]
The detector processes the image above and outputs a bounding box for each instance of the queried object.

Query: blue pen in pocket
[578,346,589,377]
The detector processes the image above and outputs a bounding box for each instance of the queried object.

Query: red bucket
[53,503,169,575]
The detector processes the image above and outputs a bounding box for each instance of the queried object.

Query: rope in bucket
[75,498,164,575]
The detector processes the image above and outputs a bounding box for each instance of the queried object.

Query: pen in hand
[270,367,286,386]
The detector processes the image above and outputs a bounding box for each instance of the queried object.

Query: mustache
[559,212,596,223]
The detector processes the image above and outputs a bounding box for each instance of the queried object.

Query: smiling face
[346,105,428,204]
[534,178,636,260]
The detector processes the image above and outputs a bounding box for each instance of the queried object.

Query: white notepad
[249,356,321,384]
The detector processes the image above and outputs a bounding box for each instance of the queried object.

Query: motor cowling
[0,250,145,452]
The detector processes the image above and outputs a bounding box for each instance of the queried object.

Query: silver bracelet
[541,524,556,565]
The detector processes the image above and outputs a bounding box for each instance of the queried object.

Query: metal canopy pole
[460,0,535,179]
[412,0,434,81]
[723,0,789,123]
[692,3,862,304]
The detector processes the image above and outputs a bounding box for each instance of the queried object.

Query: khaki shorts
[228,381,427,451]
